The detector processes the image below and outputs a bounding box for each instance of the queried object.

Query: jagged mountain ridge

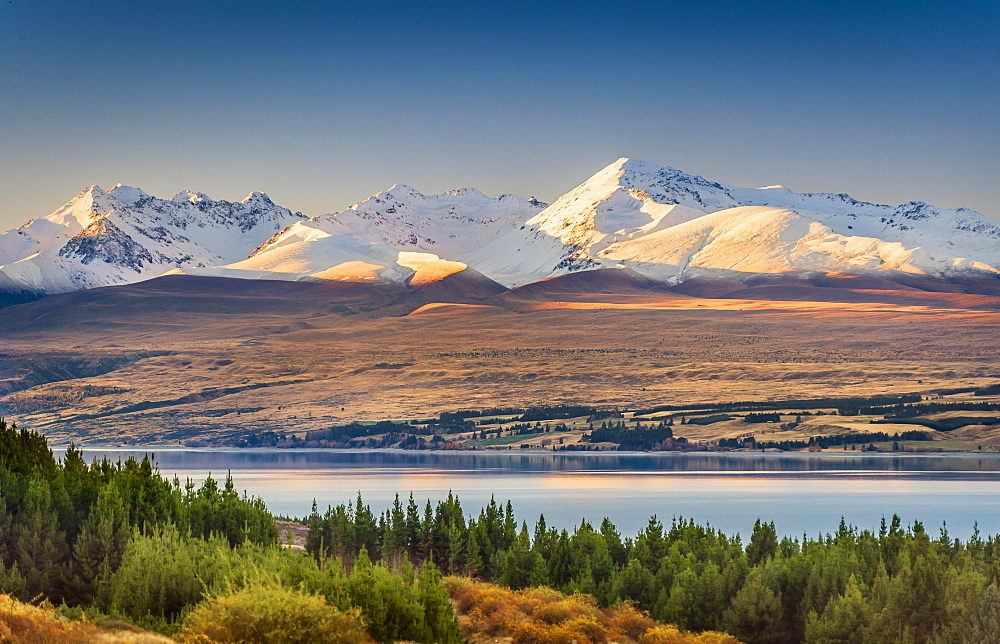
[0,184,305,294]
[2,158,997,298]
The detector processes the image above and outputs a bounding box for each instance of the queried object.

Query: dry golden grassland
[1,275,997,445]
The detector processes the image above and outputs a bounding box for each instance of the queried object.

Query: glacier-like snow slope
[173,233,468,287]
[0,185,306,294]
[202,184,547,286]
[251,184,546,261]
[467,158,1000,286]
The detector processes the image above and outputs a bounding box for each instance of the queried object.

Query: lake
[63,448,1000,539]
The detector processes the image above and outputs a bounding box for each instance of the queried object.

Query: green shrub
[177,583,373,643]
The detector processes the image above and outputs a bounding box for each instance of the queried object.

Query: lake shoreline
[47,446,1000,539]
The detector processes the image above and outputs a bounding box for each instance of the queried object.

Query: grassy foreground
[0,581,737,644]
[0,594,171,643]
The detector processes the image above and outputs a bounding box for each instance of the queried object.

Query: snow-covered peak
[42,185,121,230]
[171,190,213,203]
[384,184,421,197]
[242,191,274,205]
[109,184,150,205]
[443,187,489,199]
[523,158,734,253]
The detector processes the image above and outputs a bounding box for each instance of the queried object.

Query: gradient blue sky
[1,0,997,230]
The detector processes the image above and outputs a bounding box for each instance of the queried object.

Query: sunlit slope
[469,158,1000,286]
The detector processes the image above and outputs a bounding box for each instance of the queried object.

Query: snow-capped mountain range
[0,184,305,295]
[2,158,998,298]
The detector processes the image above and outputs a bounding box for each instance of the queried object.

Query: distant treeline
[237,391,999,451]
[586,421,676,450]
[630,394,922,417]
[430,392,996,426]
[685,415,733,426]
[871,417,1000,432]
[743,413,783,424]
[439,405,600,423]
[305,420,432,443]
[519,405,597,421]
[719,430,933,451]
[864,401,1000,417]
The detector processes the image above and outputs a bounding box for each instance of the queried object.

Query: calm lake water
[62,449,1000,539]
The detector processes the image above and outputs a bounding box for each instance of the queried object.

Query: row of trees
[631,394,923,417]
[872,401,1000,417]
[305,492,1000,643]
[587,421,676,449]
[871,416,1000,432]
[0,419,277,606]
[720,430,932,451]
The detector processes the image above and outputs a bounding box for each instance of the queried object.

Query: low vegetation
[446,577,740,644]
[175,584,374,644]
[0,594,171,643]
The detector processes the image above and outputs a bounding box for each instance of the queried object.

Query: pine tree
[464,526,483,576]
[0,560,25,598]
[747,519,778,565]
[404,493,421,561]
[600,517,627,566]
[417,561,463,643]
[722,567,788,643]
[548,530,576,588]
[964,584,1000,644]
[353,492,377,555]
[612,558,655,607]
[73,480,128,607]
[14,474,66,598]
[803,574,873,643]
[306,500,323,558]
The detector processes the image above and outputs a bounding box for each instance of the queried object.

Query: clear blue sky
[1,0,997,230]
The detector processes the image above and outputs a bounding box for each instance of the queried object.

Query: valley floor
[1,273,997,447]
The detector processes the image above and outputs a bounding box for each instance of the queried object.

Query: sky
[1,0,997,231]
